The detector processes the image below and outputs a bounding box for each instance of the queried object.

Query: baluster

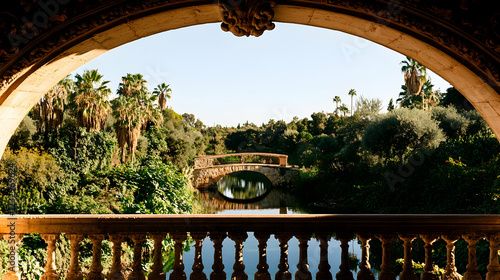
[129,234,146,280]
[88,234,106,280]
[357,234,375,280]
[170,233,188,280]
[108,234,125,280]
[486,234,500,280]
[210,232,227,280]
[399,235,417,280]
[296,234,312,280]
[229,232,248,280]
[190,232,208,280]
[463,234,483,280]
[41,234,59,280]
[335,233,354,280]
[442,235,462,280]
[420,235,439,280]
[149,234,167,280]
[2,233,24,280]
[254,232,271,280]
[275,233,293,280]
[316,234,333,280]
[66,234,84,280]
[376,235,396,280]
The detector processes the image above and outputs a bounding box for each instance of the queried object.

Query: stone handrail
[194,153,288,168]
[2,214,500,280]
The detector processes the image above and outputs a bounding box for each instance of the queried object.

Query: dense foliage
[1,65,499,278]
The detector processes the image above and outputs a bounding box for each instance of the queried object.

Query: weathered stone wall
[193,164,299,189]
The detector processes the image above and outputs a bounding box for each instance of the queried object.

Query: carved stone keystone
[218,0,276,37]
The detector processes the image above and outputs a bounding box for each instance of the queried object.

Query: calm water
[217,171,273,201]
[164,171,366,279]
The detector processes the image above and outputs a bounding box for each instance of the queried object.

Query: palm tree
[117,73,147,97]
[153,83,172,110]
[114,73,162,163]
[348,89,357,116]
[333,96,341,116]
[33,75,73,133]
[397,85,422,109]
[422,80,439,111]
[71,69,111,132]
[400,56,427,105]
[339,104,349,117]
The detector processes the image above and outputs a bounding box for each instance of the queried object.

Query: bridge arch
[0,1,499,159]
[192,153,298,188]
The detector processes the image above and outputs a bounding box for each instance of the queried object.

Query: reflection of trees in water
[217,171,272,200]
[194,182,300,212]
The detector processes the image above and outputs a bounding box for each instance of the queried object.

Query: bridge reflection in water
[2,215,500,280]
[195,183,300,213]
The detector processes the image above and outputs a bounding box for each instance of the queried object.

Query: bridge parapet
[194,153,288,169]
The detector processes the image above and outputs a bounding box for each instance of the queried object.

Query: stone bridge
[192,153,299,189]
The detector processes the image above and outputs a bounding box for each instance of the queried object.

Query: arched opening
[1,3,500,278]
[1,4,499,159]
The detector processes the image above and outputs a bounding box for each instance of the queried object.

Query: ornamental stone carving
[218,0,276,37]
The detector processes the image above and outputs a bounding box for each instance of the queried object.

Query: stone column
[463,234,483,280]
[376,235,396,280]
[441,235,462,280]
[229,232,248,280]
[336,233,354,280]
[2,234,24,280]
[295,234,312,280]
[128,234,146,280]
[87,234,106,280]
[149,234,166,280]
[357,234,375,280]
[275,233,293,280]
[399,235,417,280]
[66,234,84,280]
[209,232,227,280]
[107,234,125,280]
[41,234,59,280]
[254,232,271,280]
[316,234,333,280]
[420,235,439,280]
[190,232,208,280]
[486,234,500,280]
[170,233,187,280]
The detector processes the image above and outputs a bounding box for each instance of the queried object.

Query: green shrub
[431,106,470,139]
[362,108,445,162]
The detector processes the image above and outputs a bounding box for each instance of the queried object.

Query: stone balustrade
[1,214,500,280]
[194,153,289,168]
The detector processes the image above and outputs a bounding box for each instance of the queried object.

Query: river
[164,171,366,279]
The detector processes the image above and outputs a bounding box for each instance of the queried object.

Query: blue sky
[72,22,451,127]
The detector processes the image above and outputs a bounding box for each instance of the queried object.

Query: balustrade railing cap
[2,214,500,235]
[195,153,288,159]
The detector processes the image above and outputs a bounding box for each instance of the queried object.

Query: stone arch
[0,1,499,158]
[193,165,298,189]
